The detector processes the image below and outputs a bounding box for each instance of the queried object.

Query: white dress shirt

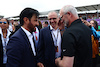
[50,25,61,58]
[33,27,39,47]
[0,27,11,64]
[21,27,36,56]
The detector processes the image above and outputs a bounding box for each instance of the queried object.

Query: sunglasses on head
[0,21,7,24]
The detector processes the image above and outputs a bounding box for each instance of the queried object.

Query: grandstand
[8,4,100,29]
[39,4,100,30]
[39,4,100,19]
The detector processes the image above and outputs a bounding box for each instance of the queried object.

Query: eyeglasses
[59,13,68,21]
[0,21,7,24]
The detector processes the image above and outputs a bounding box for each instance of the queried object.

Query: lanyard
[34,31,38,41]
[52,30,59,46]
[3,37,7,55]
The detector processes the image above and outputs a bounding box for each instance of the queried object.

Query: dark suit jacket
[0,34,3,67]
[37,26,56,67]
[6,28,37,67]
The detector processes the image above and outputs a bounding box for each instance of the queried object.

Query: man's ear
[23,17,29,24]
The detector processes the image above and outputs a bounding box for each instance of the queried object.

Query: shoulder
[7,28,25,48]
[40,26,50,32]
[10,28,25,40]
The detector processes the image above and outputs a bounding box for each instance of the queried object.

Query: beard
[64,20,69,28]
[28,21,36,33]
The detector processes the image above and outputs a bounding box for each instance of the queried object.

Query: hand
[58,18,65,30]
[37,62,44,67]
[82,20,91,27]
[55,57,61,66]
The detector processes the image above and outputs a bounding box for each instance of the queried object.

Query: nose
[50,19,54,22]
[1,23,4,25]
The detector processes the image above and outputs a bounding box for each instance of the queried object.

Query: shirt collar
[0,27,2,34]
[50,25,53,30]
[69,19,82,27]
[50,25,60,31]
[0,27,11,37]
[35,27,39,33]
[21,26,33,37]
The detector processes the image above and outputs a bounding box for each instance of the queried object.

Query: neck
[22,26,30,31]
[22,26,35,33]
[54,27,58,30]
[2,29,7,38]
[2,29,7,33]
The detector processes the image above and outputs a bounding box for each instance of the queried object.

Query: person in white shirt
[0,18,11,67]
[37,11,65,67]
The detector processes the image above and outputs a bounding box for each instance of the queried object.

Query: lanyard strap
[52,31,59,46]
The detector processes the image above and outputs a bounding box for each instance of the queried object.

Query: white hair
[62,5,78,17]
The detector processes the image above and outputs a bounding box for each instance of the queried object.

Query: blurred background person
[0,18,11,67]
[82,18,100,38]
[42,21,48,28]
[90,20,99,67]
[8,19,14,32]
[38,21,42,30]
[90,20,98,31]
[82,19,100,67]
[12,21,19,32]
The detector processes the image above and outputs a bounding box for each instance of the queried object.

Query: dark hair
[93,20,98,30]
[91,20,98,30]
[6,19,9,24]
[82,16,86,20]
[45,21,48,25]
[19,7,39,26]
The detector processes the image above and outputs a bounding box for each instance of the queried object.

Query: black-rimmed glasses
[59,13,68,21]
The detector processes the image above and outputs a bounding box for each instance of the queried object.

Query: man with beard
[37,11,65,67]
[6,8,39,67]
[55,5,92,67]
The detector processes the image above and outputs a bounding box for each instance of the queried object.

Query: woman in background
[90,20,99,67]
[0,18,11,67]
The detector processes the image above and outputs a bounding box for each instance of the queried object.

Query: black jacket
[0,34,3,67]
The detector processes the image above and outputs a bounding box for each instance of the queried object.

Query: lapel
[47,26,54,46]
[0,34,3,62]
[0,34,2,47]
[19,28,35,56]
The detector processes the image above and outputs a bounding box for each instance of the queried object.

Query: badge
[55,46,58,52]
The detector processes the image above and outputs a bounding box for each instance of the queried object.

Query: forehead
[0,19,7,21]
[59,9,64,16]
[48,12,58,18]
